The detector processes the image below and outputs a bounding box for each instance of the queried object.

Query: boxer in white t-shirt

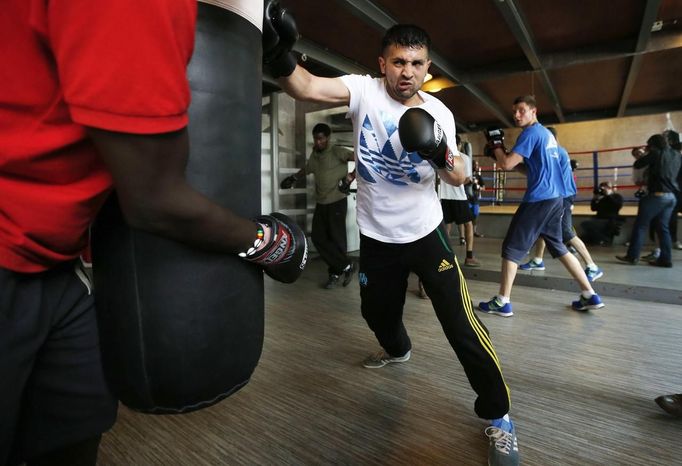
[264,9,519,464]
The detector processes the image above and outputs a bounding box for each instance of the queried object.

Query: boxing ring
[477,144,648,206]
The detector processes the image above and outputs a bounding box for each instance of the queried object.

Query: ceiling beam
[429,50,514,129]
[617,0,663,117]
[338,0,514,129]
[454,30,682,85]
[492,0,564,122]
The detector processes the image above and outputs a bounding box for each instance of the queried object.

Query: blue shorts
[502,198,569,263]
[561,197,576,243]
[469,203,480,218]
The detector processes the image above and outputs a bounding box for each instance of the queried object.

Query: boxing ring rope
[476,145,644,205]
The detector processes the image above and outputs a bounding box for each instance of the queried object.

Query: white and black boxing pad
[92,2,265,414]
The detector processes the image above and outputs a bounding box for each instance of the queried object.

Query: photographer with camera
[579,181,624,245]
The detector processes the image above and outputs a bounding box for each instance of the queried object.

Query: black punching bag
[92,3,264,414]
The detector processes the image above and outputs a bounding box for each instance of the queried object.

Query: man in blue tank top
[519,127,604,282]
[478,95,605,317]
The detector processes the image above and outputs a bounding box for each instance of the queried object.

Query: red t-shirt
[1,0,197,272]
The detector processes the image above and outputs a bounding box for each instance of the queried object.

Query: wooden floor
[99,258,682,466]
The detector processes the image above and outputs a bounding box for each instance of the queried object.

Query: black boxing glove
[398,108,455,171]
[483,145,497,160]
[263,0,299,78]
[338,176,352,195]
[240,213,308,283]
[280,174,297,189]
[484,126,505,148]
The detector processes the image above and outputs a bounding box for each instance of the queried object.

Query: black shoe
[656,394,682,417]
[615,255,638,265]
[459,238,466,245]
[324,275,340,289]
[342,263,356,287]
[641,250,660,261]
[649,259,673,268]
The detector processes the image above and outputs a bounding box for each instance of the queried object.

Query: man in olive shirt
[281,123,356,288]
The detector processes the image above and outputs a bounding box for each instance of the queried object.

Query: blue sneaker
[486,417,520,466]
[478,297,513,317]
[571,293,604,311]
[585,266,603,282]
[518,259,545,271]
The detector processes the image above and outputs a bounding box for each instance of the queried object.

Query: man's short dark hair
[513,95,537,108]
[381,24,431,56]
[312,123,331,137]
[647,133,668,151]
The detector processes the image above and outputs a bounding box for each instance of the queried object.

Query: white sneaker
[362,350,411,369]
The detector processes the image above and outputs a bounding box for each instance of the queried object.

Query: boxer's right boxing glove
[337,176,352,195]
[280,174,297,189]
[483,145,497,160]
[240,213,308,283]
[263,0,299,78]
[484,126,505,148]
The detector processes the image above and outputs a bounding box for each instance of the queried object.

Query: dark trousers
[312,198,349,276]
[627,193,676,263]
[646,193,681,245]
[670,194,681,243]
[1,262,117,466]
[358,225,511,420]
[580,218,617,245]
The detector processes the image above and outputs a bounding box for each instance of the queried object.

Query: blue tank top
[511,123,565,202]
[558,146,576,198]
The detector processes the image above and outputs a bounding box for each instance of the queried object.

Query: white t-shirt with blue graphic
[340,74,456,243]
[511,122,565,202]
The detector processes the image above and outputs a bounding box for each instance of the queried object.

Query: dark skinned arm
[87,126,258,253]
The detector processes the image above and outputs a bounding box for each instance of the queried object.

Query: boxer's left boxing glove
[399,107,455,171]
[263,0,299,78]
[240,213,308,283]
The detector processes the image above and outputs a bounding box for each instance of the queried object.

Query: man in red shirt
[1,2,304,464]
